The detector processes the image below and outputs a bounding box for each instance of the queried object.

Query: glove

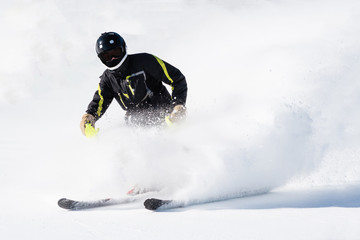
[166,105,186,126]
[80,114,96,136]
[169,104,186,122]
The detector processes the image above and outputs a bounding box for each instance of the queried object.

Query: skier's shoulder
[128,52,157,62]
[98,69,114,86]
[99,69,110,80]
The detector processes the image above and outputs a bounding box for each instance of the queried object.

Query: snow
[1,0,360,239]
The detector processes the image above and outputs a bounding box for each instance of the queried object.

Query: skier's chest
[109,70,153,108]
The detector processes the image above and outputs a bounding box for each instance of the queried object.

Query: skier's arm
[80,78,114,136]
[86,79,114,121]
[147,54,188,106]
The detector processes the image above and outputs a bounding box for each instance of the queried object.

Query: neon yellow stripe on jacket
[118,93,127,109]
[153,55,174,84]
[97,84,104,117]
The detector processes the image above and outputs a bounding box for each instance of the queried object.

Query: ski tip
[58,198,76,210]
[144,198,172,211]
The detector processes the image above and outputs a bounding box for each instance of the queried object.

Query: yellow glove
[166,105,186,126]
[84,123,99,138]
[80,114,98,137]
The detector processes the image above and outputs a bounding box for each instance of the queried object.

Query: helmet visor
[98,47,124,62]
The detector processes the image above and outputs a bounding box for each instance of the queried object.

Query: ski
[144,190,269,211]
[58,197,134,210]
[58,192,154,210]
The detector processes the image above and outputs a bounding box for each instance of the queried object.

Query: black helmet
[96,32,127,68]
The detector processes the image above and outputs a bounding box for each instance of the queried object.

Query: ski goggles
[98,47,124,62]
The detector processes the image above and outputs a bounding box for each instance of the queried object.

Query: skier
[80,32,188,136]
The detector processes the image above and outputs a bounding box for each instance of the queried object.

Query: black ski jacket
[86,53,187,121]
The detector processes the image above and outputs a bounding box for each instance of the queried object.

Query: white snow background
[1,0,360,239]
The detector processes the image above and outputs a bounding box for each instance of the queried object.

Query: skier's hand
[166,104,186,126]
[80,114,96,136]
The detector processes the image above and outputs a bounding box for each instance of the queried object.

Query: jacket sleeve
[146,54,188,106]
[86,76,114,121]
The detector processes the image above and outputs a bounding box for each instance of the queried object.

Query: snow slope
[1,0,360,239]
